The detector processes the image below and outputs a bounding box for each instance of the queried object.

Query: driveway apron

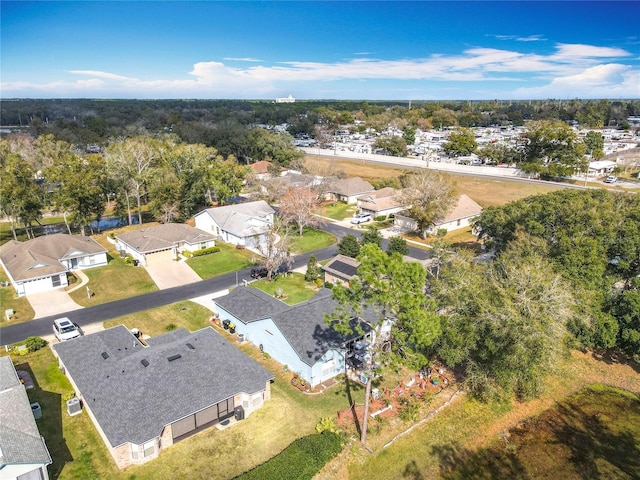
[27,289,84,319]
[144,261,201,290]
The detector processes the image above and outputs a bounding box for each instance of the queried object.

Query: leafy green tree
[433,234,573,401]
[386,236,409,256]
[520,120,586,177]
[336,234,360,258]
[0,154,45,239]
[304,254,322,282]
[402,126,416,146]
[443,128,477,157]
[430,108,458,129]
[329,244,440,444]
[609,281,640,356]
[372,136,408,157]
[584,131,605,159]
[45,153,108,235]
[397,170,458,238]
[477,143,514,165]
[206,155,248,205]
[247,128,304,166]
[360,226,383,248]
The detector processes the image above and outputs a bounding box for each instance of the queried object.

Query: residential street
[0,222,430,346]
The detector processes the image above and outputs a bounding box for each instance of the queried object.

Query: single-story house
[326,177,375,204]
[0,356,52,480]
[321,254,360,286]
[114,224,216,267]
[394,194,483,234]
[249,160,274,180]
[587,160,617,177]
[194,201,275,252]
[213,287,373,388]
[356,187,405,218]
[52,326,274,470]
[0,233,107,297]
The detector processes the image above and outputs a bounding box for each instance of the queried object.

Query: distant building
[275,95,295,103]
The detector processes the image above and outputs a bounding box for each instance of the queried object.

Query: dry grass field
[303,155,564,207]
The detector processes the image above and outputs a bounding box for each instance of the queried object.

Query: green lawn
[187,242,258,279]
[251,272,321,305]
[321,202,357,221]
[67,252,158,307]
[0,270,35,324]
[289,227,336,253]
[104,301,213,335]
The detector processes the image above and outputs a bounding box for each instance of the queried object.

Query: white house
[115,224,216,267]
[214,287,372,388]
[326,177,375,204]
[394,194,483,235]
[194,201,275,252]
[0,356,52,480]
[0,233,108,296]
[356,187,406,218]
[587,160,617,177]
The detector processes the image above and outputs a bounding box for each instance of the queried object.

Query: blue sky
[1,1,639,100]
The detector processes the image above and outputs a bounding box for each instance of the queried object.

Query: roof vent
[186,343,195,350]
[141,359,150,368]
[101,352,109,360]
[167,354,182,362]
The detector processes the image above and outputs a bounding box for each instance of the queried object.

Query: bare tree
[257,218,294,281]
[396,170,457,238]
[278,187,322,236]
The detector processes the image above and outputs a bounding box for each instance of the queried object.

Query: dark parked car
[250,264,290,279]
[250,267,269,279]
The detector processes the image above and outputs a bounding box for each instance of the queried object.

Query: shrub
[236,432,343,480]
[375,215,387,222]
[189,246,221,258]
[24,336,47,352]
[165,323,177,331]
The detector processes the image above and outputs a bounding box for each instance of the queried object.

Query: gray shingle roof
[215,287,373,367]
[53,326,274,447]
[197,201,274,238]
[321,254,360,281]
[116,224,216,254]
[214,286,289,322]
[0,357,51,468]
[0,233,106,281]
[328,177,374,196]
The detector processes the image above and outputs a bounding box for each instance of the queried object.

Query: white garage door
[145,249,174,266]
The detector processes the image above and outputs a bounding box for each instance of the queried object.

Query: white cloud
[222,57,263,62]
[510,63,640,98]
[2,43,636,99]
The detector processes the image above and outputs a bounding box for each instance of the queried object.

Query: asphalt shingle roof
[0,233,106,281]
[197,201,275,238]
[329,177,374,197]
[215,287,373,367]
[116,224,215,254]
[0,357,51,468]
[53,326,274,447]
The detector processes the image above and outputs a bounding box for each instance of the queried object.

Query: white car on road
[351,213,372,224]
[53,317,82,341]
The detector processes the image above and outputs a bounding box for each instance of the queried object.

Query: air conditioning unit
[67,398,82,416]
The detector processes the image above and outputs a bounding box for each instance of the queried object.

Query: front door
[70,258,78,269]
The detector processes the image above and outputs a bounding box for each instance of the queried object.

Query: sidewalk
[67,270,89,293]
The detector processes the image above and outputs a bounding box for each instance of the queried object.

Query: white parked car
[604,175,617,184]
[350,213,372,224]
[53,317,82,341]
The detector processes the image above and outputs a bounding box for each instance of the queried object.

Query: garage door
[145,248,174,266]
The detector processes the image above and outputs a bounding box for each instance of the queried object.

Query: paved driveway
[27,289,83,319]
[144,260,201,290]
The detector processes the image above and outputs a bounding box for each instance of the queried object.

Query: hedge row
[183,246,220,258]
[235,432,343,480]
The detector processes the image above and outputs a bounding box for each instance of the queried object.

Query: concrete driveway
[144,260,201,290]
[27,289,84,319]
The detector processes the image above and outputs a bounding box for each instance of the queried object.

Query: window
[89,256,96,265]
[143,440,155,458]
[200,242,207,249]
[52,275,61,287]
